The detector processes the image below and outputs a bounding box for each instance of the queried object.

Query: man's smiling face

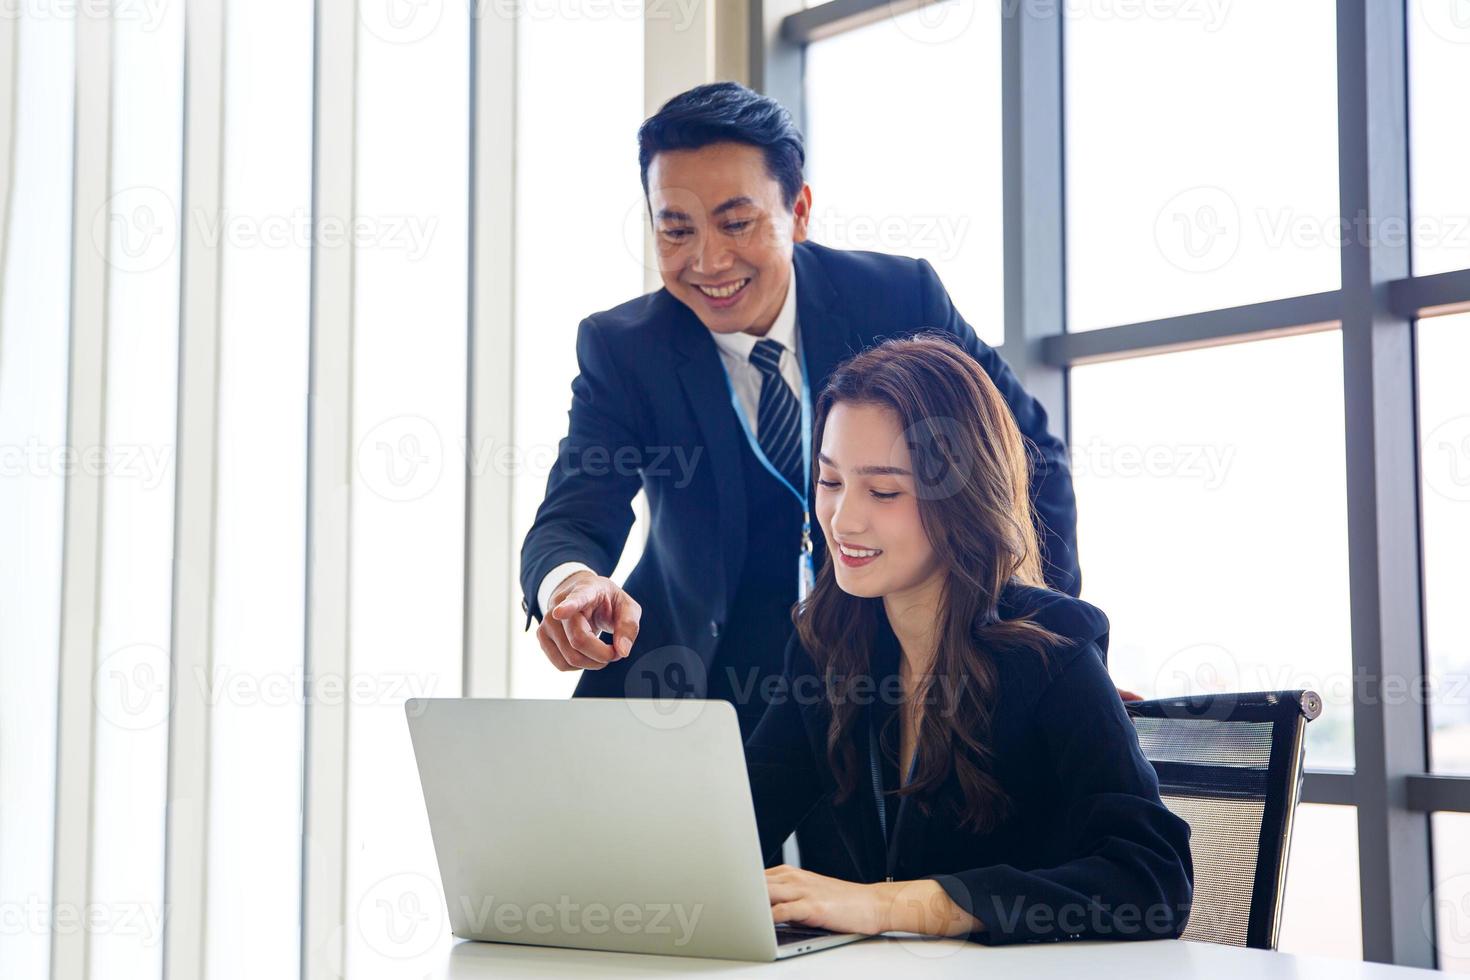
[645,141,811,336]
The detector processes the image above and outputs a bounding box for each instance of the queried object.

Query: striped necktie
[748,338,804,494]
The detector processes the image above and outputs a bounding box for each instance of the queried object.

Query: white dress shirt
[537,267,804,617]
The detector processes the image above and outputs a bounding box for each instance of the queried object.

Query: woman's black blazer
[744,583,1194,945]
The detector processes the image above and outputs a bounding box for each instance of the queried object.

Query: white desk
[431,936,1441,978]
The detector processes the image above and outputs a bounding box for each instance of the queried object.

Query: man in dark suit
[519,81,1082,873]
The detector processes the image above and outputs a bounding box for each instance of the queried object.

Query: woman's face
[814,401,942,600]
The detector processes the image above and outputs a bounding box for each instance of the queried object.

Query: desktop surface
[428,934,1443,979]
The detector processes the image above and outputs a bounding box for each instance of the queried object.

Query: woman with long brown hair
[746,334,1193,944]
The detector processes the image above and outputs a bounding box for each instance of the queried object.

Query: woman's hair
[796,333,1062,833]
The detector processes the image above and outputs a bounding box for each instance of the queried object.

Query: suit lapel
[793,242,863,394]
[792,243,861,573]
[669,293,746,618]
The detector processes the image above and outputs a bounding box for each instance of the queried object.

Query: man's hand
[1117,688,1143,702]
[536,571,641,672]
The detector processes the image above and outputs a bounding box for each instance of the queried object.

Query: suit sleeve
[927,645,1194,945]
[518,317,645,626]
[743,634,825,865]
[914,258,1082,597]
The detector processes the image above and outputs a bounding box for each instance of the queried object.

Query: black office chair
[1125,690,1322,950]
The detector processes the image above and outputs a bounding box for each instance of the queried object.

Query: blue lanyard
[869,712,917,883]
[718,333,817,599]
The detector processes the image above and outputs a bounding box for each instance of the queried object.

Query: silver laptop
[404,696,868,961]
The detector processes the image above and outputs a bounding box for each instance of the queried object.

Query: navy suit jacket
[519,241,1082,698]
[745,584,1194,945]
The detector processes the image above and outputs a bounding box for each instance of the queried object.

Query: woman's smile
[836,541,883,568]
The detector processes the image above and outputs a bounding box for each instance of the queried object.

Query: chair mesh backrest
[1126,692,1317,950]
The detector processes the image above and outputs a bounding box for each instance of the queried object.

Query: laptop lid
[404,697,785,960]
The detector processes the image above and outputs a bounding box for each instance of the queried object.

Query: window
[346,2,470,972]
[512,4,646,697]
[805,0,1004,345]
[206,1,314,975]
[1070,330,1354,769]
[89,8,185,977]
[0,12,74,979]
[1278,804,1362,958]
[1064,0,1340,330]
[1407,0,1470,276]
[1418,313,1470,776]
[1432,811,1470,973]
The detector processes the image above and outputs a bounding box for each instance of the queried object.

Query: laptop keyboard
[775,924,840,945]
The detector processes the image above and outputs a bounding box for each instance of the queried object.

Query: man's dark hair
[637,81,806,211]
